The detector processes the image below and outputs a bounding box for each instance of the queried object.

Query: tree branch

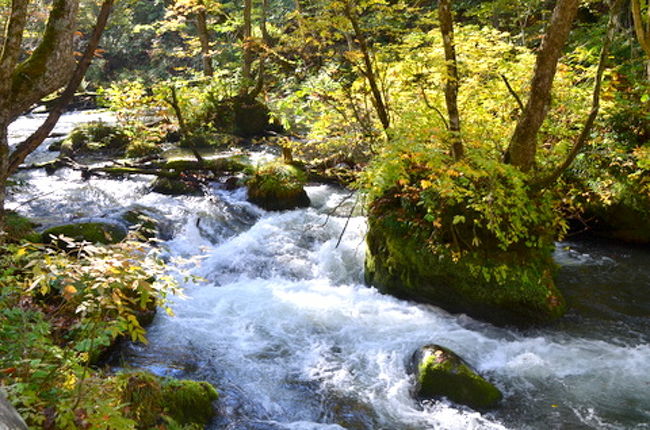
[500,74,525,112]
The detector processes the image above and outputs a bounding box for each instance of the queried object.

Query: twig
[335,194,359,249]
[500,74,525,112]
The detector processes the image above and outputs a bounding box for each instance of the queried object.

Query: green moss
[414,345,502,410]
[202,94,270,137]
[163,156,247,173]
[162,379,219,426]
[246,162,310,211]
[151,177,204,196]
[42,221,128,245]
[2,212,38,243]
[60,121,130,157]
[118,371,218,429]
[365,212,566,326]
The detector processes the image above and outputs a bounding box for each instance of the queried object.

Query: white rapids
[7,112,650,429]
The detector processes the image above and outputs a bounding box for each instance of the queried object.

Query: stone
[151,177,204,196]
[41,219,128,245]
[411,344,502,410]
[0,392,28,430]
[246,162,311,211]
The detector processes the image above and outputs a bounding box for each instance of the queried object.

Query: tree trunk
[438,0,464,160]
[196,2,214,77]
[536,0,625,188]
[241,0,253,93]
[343,1,390,131]
[8,0,115,176]
[505,0,579,172]
[9,0,80,122]
[631,0,650,56]
[0,119,9,234]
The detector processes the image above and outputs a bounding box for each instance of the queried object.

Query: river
[7,111,650,429]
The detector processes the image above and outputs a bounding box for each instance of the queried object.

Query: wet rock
[151,177,205,196]
[120,209,164,239]
[41,219,128,245]
[0,392,28,430]
[224,176,241,191]
[246,162,310,211]
[411,344,502,410]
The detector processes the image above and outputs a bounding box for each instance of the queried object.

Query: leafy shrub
[0,238,184,428]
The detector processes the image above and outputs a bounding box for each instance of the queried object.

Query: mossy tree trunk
[505,0,579,172]
[0,0,116,227]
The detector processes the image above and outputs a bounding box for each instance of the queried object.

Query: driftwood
[18,155,248,181]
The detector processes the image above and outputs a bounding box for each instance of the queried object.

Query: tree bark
[196,1,214,77]
[438,0,463,160]
[631,0,650,80]
[505,0,579,172]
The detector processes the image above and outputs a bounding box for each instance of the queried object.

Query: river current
[7,112,650,429]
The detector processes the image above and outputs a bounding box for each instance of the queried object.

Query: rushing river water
[7,112,650,429]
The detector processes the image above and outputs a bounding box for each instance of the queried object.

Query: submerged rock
[41,219,128,245]
[247,162,310,211]
[411,345,502,410]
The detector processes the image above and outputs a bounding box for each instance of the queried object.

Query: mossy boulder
[151,177,205,196]
[246,162,310,211]
[60,121,130,158]
[41,219,128,245]
[365,211,566,326]
[205,94,271,137]
[584,198,650,244]
[411,345,502,410]
[119,371,218,428]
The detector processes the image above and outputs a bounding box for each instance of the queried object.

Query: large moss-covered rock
[119,371,218,428]
[412,345,502,410]
[365,212,566,326]
[584,199,650,244]
[60,121,130,157]
[205,94,271,137]
[246,162,310,211]
[41,219,128,245]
